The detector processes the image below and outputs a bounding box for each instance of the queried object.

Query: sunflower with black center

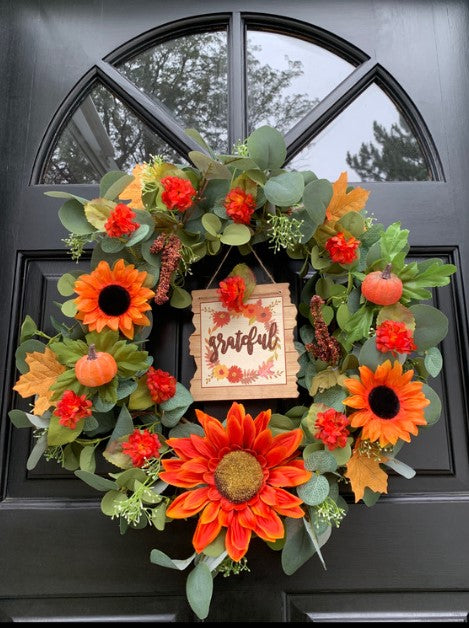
[74,259,154,340]
[343,360,430,447]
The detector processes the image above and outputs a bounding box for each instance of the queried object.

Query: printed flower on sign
[212,310,231,328]
[74,259,154,340]
[224,187,256,224]
[227,365,243,383]
[376,320,417,356]
[53,390,92,429]
[241,303,258,319]
[146,367,177,404]
[314,408,349,450]
[255,305,272,324]
[160,402,311,561]
[325,232,360,265]
[344,360,429,447]
[213,364,228,380]
[161,176,196,211]
[121,429,161,467]
[218,276,246,313]
[104,203,139,238]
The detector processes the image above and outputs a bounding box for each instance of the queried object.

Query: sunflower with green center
[74,259,154,340]
[343,360,430,447]
[160,402,311,562]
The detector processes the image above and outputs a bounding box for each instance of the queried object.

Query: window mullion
[228,12,247,149]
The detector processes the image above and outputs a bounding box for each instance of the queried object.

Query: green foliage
[264,171,304,206]
[186,562,214,620]
[246,125,286,170]
[59,199,94,235]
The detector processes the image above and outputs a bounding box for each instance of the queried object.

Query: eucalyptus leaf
[15,339,47,374]
[410,304,449,350]
[100,237,125,253]
[79,446,96,473]
[150,549,196,571]
[101,490,127,516]
[424,347,443,377]
[202,213,222,236]
[422,384,442,426]
[281,517,315,576]
[8,409,35,429]
[99,171,132,200]
[246,125,286,170]
[59,199,94,235]
[110,405,134,441]
[383,457,416,479]
[125,223,151,247]
[26,434,48,470]
[186,562,214,621]
[57,274,77,297]
[264,171,304,207]
[296,474,330,506]
[75,470,118,492]
[220,223,251,246]
[358,336,398,370]
[170,286,192,309]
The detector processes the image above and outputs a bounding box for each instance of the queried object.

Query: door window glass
[118,30,228,153]
[43,84,183,184]
[288,84,432,181]
[247,30,355,133]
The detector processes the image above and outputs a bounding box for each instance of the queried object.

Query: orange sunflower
[160,402,311,562]
[74,259,155,339]
[343,360,429,447]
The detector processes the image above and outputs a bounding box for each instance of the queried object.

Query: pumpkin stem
[381,263,392,279]
[87,344,98,360]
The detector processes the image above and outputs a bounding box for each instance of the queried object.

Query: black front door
[1,1,469,621]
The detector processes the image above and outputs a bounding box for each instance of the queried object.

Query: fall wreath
[10,126,456,619]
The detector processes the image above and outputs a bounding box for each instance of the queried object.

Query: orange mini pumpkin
[75,344,118,387]
[361,263,403,306]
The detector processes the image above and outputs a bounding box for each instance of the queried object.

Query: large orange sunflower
[74,259,155,339]
[343,360,429,447]
[160,402,311,562]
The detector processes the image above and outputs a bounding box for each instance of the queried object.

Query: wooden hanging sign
[189,283,299,401]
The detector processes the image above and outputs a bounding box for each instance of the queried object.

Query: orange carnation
[121,429,161,467]
[146,367,177,404]
[376,320,417,356]
[104,203,139,238]
[161,176,196,211]
[54,390,92,429]
[224,187,256,224]
[325,232,360,265]
[218,276,246,312]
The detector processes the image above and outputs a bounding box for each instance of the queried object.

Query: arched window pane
[247,30,354,134]
[42,84,183,184]
[288,84,432,181]
[118,31,228,153]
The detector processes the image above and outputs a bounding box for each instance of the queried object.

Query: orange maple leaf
[325,171,370,224]
[119,163,145,210]
[13,348,66,416]
[344,447,388,503]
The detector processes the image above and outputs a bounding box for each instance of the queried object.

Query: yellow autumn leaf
[325,171,370,224]
[344,447,388,503]
[84,198,116,230]
[119,163,145,210]
[310,367,347,396]
[13,348,66,415]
